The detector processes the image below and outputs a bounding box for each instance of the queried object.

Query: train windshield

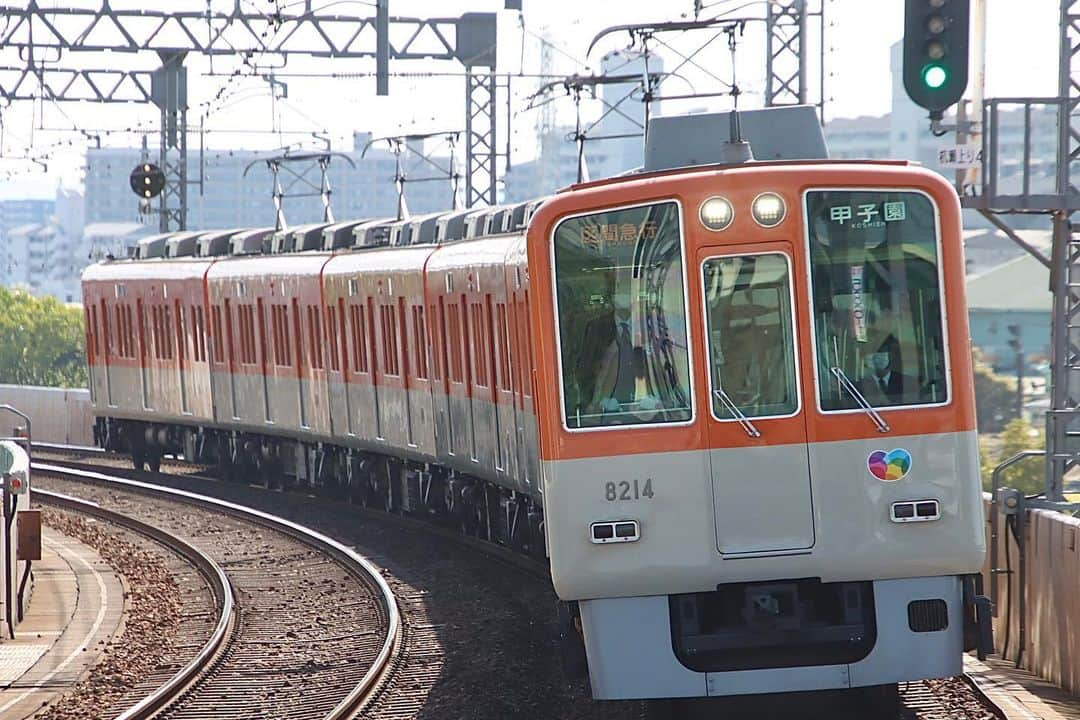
[553,201,693,429]
[806,190,948,411]
[702,252,799,420]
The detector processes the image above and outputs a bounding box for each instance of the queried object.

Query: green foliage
[973,355,1018,433]
[0,287,86,388]
[982,418,1046,495]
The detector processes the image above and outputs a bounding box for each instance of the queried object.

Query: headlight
[699,196,734,231]
[751,192,786,227]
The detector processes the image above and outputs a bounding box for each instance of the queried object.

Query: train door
[697,242,815,554]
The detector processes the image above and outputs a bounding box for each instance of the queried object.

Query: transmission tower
[0,2,501,230]
[961,0,1080,499]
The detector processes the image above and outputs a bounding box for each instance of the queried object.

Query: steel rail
[32,485,235,720]
[32,461,400,719]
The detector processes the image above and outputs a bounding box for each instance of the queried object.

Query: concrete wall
[0,385,93,446]
[985,501,1080,695]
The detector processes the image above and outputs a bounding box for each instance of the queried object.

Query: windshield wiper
[830,366,890,433]
[713,388,761,438]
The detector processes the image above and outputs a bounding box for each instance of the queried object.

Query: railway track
[34,487,233,720]
[32,446,1008,720]
[32,462,399,720]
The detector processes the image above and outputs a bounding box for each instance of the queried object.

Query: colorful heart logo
[867,448,912,482]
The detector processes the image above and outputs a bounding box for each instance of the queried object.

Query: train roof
[83,256,210,282]
[205,250,331,280]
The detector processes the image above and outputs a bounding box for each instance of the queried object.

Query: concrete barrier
[0,385,93,446]
[986,498,1080,695]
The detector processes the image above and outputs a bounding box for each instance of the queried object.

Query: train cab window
[702,253,798,420]
[553,200,692,429]
[805,190,948,411]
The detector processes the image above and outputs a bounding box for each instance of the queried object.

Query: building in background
[0,198,55,287]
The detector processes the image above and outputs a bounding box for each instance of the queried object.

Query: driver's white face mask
[865,352,891,373]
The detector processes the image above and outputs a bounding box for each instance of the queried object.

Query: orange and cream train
[82,110,990,701]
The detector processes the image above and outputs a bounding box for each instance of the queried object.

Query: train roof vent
[269,228,293,254]
[410,214,442,245]
[165,232,201,258]
[230,228,273,256]
[293,223,330,252]
[353,220,393,248]
[197,229,241,257]
[439,210,471,242]
[323,219,365,250]
[643,105,828,173]
[509,202,528,231]
[135,234,169,259]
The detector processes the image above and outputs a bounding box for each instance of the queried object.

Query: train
[81,107,991,703]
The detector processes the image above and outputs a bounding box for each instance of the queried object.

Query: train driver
[860,336,917,405]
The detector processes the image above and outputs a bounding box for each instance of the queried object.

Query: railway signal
[902,0,970,116]
[129,163,166,200]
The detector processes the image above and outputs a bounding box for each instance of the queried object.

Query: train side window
[379,305,399,376]
[552,200,692,428]
[349,304,368,373]
[805,190,948,410]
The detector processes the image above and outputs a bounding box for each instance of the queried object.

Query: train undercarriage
[94,416,546,557]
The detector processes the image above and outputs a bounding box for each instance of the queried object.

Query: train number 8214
[604,478,655,501]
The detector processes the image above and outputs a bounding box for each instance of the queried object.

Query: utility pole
[1007,324,1025,420]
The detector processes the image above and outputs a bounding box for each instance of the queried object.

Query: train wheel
[147,453,161,473]
[131,447,146,471]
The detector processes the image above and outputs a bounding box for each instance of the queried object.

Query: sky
[0,0,1062,199]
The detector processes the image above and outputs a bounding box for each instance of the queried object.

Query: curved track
[33,462,399,720]
[35,487,234,720]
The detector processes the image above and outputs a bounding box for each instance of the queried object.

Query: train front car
[528,159,987,699]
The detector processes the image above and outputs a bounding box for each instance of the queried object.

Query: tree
[982,417,1045,496]
[0,287,87,388]
[973,353,1017,433]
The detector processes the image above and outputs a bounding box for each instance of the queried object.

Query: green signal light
[923,64,948,89]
